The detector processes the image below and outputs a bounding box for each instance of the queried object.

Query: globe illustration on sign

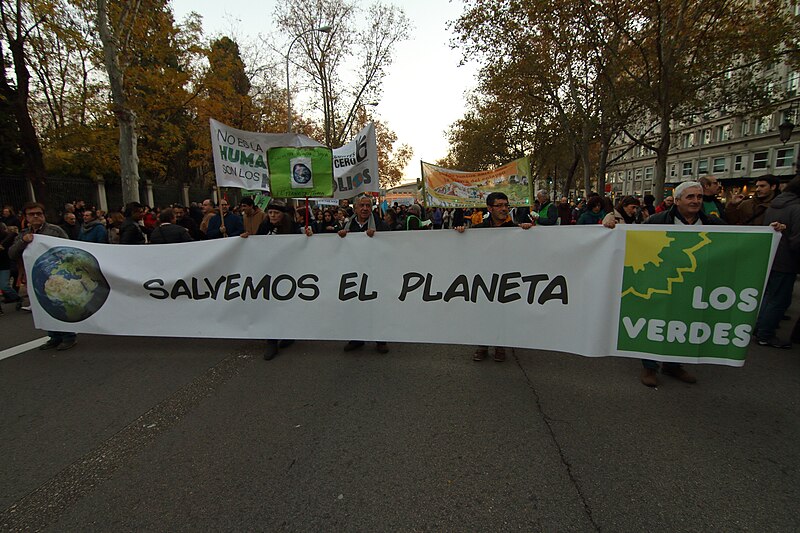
[31,247,110,322]
[292,163,312,184]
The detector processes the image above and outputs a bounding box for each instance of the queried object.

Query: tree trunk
[597,133,610,199]
[97,0,140,204]
[653,114,671,204]
[561,148,580,198]
[0,30,48,208]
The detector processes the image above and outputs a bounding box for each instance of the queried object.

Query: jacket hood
[769,192,800,210]
[83,219,104,230]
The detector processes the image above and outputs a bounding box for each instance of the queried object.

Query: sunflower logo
[622,231,712,300]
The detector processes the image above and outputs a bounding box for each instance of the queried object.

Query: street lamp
[779,101,796,145]
[286,26,333,133]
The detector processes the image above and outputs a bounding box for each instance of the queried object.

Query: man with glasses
[699,176,726,221]
[9,202,78,351]
[206,198,243,238]
[454,192,533,361]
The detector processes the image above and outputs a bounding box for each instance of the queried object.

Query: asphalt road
[1,300,798,532]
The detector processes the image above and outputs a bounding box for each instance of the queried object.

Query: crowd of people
[1,173,798,386]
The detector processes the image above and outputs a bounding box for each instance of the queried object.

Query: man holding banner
[339,195,390,354]
[206,199,244,239]
[455,192,533,362]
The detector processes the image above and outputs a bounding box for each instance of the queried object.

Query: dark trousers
[47,331,76,343]
[755,271,797,339]
[641,359,682,371]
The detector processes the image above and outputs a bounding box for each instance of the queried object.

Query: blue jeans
[0,269,18,300]
[755,271,797,339]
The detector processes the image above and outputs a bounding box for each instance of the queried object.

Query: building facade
[607,64,799,199]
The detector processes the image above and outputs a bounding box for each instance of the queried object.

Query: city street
[1,300,798,532]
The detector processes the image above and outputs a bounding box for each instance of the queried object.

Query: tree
[275,0,411,147]
[96,0,141,203]
[453,0,638,197]
[0,0,50,204]
[581,0,799,201]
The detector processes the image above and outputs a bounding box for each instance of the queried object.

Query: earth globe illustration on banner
[31,247,110,322]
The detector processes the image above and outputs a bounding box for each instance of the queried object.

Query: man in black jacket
[755,177,800,348]
[338,195,390,353]
[455,192,533,361]
[149,208,192,244]
[119,202,146,244]
[640,182,722,387]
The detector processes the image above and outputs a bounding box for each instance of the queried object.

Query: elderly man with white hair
[639,181,724,387]
[645,181,723,226]
[530,189,559,225]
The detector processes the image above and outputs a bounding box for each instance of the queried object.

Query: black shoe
[278,339,295,349]
[344,340,365,352]
[264,340,279,360]
[757,336,791,349]
[56,339,77,351]
[375,342,389,354]
[39,338,61,350]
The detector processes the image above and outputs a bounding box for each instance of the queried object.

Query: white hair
[536,189,549,199]
[674,181,702,200]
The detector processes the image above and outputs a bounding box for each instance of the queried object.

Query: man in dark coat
[755,177,800,348]
[119,202,146,244]
[338,195,390,354]
[149,208,192,244]
[455,192,533,362]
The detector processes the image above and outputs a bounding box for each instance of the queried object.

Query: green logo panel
[268,147,333,198]
[618,231,773,361]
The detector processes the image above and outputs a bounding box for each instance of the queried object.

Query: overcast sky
[170,0,479,183]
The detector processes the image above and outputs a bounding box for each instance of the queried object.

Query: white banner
[332,123,379,199]
[23,226,779,366]
[209,118,323,191]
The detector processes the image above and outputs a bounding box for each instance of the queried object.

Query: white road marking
[0,337,49,361]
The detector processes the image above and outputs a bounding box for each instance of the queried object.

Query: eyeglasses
[490,202,509,208]
[26,212,44,217]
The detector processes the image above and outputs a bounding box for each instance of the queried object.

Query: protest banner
[422,158,533,208]
[24,225,778,366]
[267,146,334,198]
[209,118,323,191]
[332,123,379,199]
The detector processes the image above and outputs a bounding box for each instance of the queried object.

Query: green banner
[241,190,271,210]
[267,147,334,198]
[617,230,773,363]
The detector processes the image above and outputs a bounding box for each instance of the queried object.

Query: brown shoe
[473,348,488,361]
[640,368,658,387]
[662,365,697,384]
[493,347,506,362]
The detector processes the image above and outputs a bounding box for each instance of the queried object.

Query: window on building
[741,120,750,137]
[681,132,695,149]
[782,108,798,125]
[788,72,799,97]
[756,115,771,134]
[713,157,726,173]
[701,129,711,145]
[698,159,708,175]
[734,155,745,172]
[670,164,677,177]
[645,167,654,181]
[682,161,693,177]
[776,148,795,168]
[752,151,769,170]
